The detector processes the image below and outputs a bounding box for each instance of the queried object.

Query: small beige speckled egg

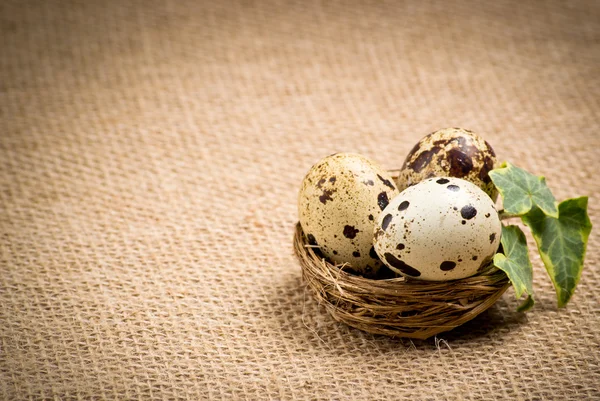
[373,177,502,281]
[298,153,399,277]
[397,128,498,200]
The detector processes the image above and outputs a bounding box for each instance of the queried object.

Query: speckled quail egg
[397,128,498,200]
[373,177,502,281]
[298,153,399,277]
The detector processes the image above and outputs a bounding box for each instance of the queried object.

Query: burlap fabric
[1,1,599,399]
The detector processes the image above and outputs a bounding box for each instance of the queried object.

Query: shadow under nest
[294,223,510,340]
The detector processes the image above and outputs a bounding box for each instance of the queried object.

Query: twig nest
[294,223,510,339]
[294,127,592,336]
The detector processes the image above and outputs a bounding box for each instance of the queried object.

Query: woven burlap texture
[1,1,599,400]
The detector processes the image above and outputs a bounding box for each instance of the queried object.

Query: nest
[294,223,510,339]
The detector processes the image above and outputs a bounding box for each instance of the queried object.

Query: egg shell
[397,128,498,200]
[373,177,502,281]
[298,153,399,277]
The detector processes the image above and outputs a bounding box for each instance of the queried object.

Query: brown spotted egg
[298,153,399,277]
[397,128,498,200]
[373,177,502,281]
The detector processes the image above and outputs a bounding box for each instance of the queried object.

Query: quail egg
[298,153,399,277]
[373,177,502,281]
[397,128,498,199]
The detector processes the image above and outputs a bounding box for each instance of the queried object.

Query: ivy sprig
[493,225,534,312]
[489,163,592,310]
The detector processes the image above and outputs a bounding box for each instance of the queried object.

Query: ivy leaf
[493,225,535,312]
[522,197,592,307]
[489,162,558,218]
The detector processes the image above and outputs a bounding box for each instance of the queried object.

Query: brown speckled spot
[447,148,473,177]
[402,142,424,169]
[396,243,405,250]
[363,179,375,186]
[377,174,396,190]
[333,250,338,255]
[381,214,393,231]
[461,220,466,225]
[479,156,495,184]
[485,213,491,218]
[484,140,496,157]
[440,261,457,271]
[398,200,410,211]
[353,251,361,258]
[329,176,336,183]
[409,146,442,173]
[369,246,378,259]
[384,253,421,277]
[436,178,450,184]
[319,189,335,204]
[316,178,326,188]
[472,255,478,261]
[378,192,390,211]
[453,135,468,147]
[461,205,477,219]
[453,135,481,158]
[368,214,374,221]
[489,233,497,243]
[343,225,359,239]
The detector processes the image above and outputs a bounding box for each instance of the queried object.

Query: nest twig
[294,223,510,339]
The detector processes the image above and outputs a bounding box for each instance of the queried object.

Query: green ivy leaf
[493,225,535,312]
[489,162,558,218]
[522,197,592,307]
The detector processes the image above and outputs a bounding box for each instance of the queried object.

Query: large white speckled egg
[298,153,399,277]
[373,177,502,281]
[397,128,498,200]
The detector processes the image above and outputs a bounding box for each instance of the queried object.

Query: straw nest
[294,223,510,339]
